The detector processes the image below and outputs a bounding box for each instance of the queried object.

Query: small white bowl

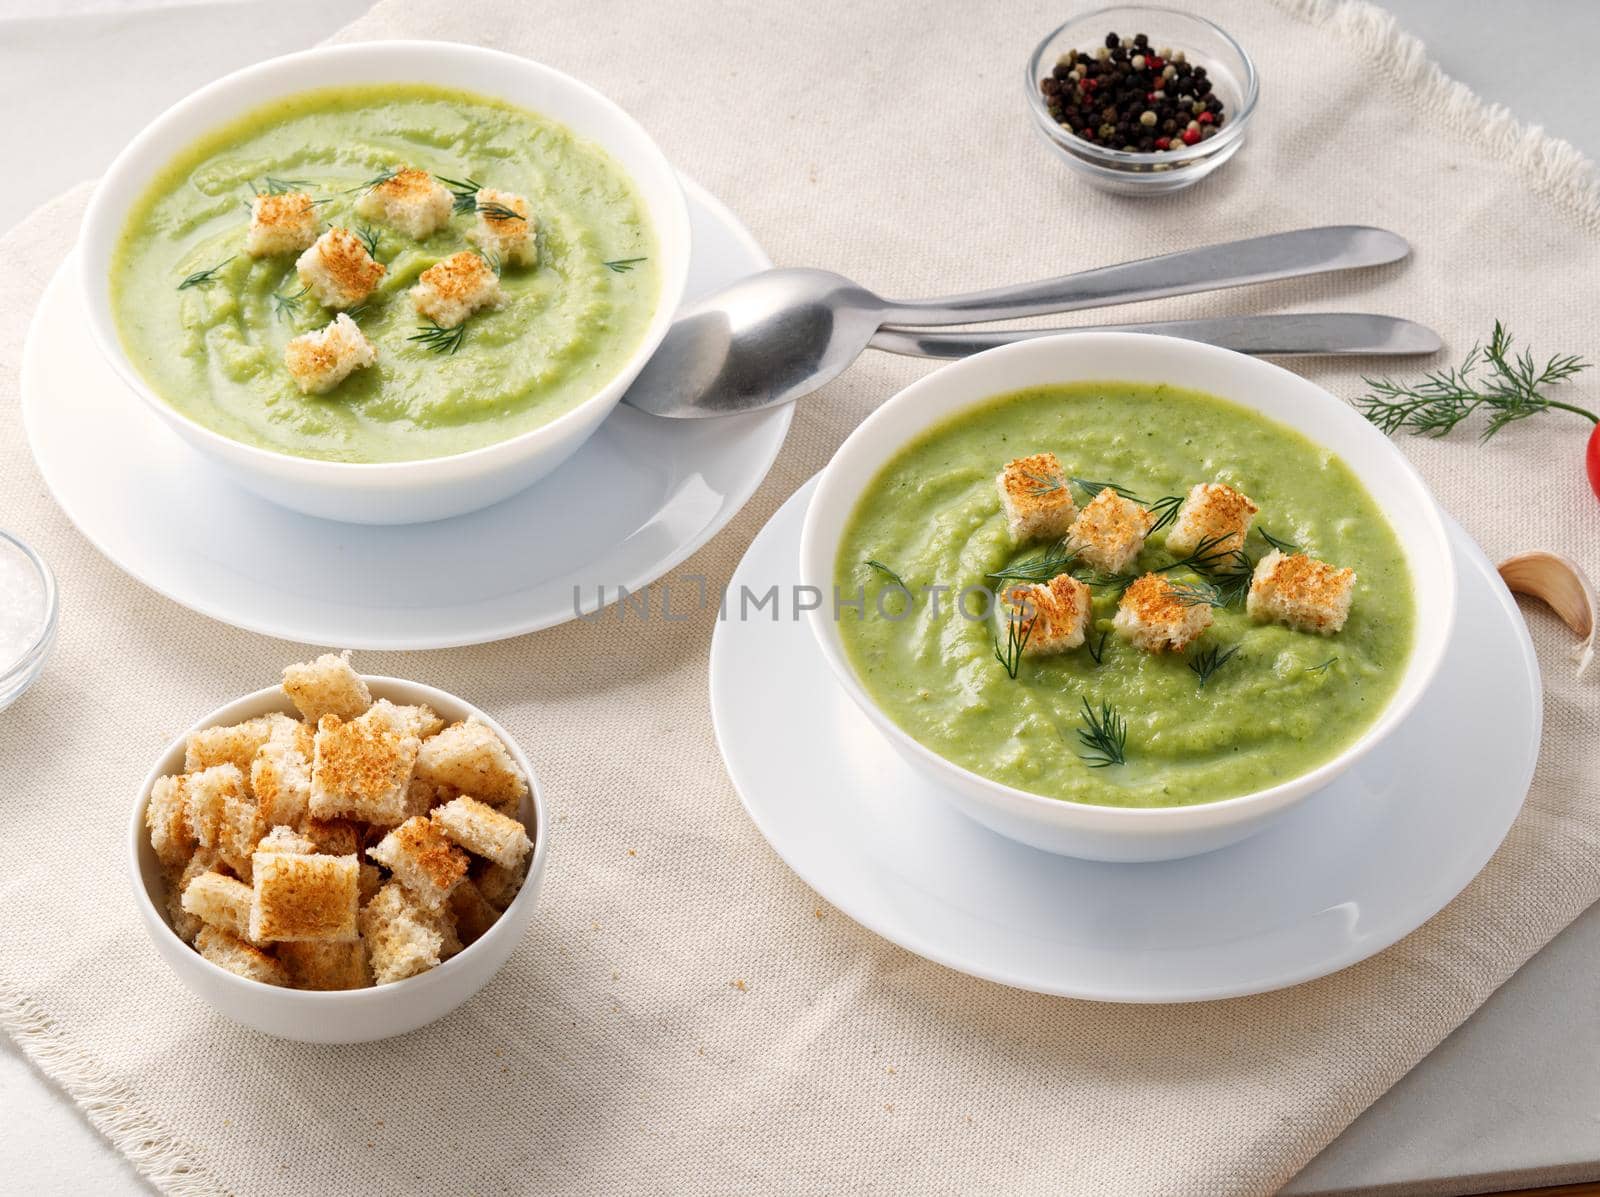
[80,41,691,525]
[799,333,1456,863]
[129,676,549,1042]
[0,529,58,712]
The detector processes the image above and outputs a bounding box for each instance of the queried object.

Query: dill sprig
[1075,697,1127,767]
[987,545,1078,585]
[993,609,1033,679]
[864,558,907,588]
[1258,528,1300,554]
[1158,533,1235,574]
[603,257,648,273]
[355,224,382,259]
[1070,477,1138,500]
[255,176,311,195]
[1355,321,1594,440]
[1087,628,1109,665]
[271,285,310,322]
[1145,494,1185,533]
[1188,644,1241,688]
[177,256,233,290]
[347,167,400,194]
[1306,656,1339,674]
[476,200,524,223]
[435,175,484,215]
[1070,478,1184,532]
[409,320,467,355]
[1168,579,1226,608]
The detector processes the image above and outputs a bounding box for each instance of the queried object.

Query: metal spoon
[623,226,1410,418]
[871,313,1441,359]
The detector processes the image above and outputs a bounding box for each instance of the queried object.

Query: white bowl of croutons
[799,332,1456,862]
[79,41,690,524]
[130,653,549,1041]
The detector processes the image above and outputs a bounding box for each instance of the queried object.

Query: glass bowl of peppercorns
[1027,7,1258,194]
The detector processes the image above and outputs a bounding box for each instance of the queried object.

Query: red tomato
[1589,422,1600,502]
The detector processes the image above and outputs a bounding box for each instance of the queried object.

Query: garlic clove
[1498,551,1596,678]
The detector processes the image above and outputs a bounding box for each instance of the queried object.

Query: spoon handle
[873,227,1410,325]
[869,313,1441,358]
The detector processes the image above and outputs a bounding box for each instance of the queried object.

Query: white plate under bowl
[710,477,1540,1002]
[21,178,790,650]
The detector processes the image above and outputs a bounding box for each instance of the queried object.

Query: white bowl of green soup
[80,42,689,524]
[800,333,1454,862]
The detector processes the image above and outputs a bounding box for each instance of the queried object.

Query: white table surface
[1,1,1596,1193]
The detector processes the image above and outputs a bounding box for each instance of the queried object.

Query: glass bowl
[0,529,58,711]
[1026,6,1258,195]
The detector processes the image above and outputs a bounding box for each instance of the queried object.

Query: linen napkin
[1,1,1596,1193]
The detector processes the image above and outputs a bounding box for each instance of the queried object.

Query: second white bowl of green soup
[799,333,1455,862]
[79,42,689,524]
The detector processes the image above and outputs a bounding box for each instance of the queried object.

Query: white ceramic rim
[77,39,691,481]
[797,331,1457,832]
[126,677,550,1001]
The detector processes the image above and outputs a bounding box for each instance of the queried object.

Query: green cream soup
[111,84,659,463]
[834,383,1415,808]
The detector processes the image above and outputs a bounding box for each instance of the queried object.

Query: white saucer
[710,476,1541,1002]
[21,178,791,649]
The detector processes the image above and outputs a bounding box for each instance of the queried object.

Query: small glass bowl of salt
[0,529,57,711]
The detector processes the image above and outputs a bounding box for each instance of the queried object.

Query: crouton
[1067,488,1154,573]
[448,878,499,946]
[295,226,386,310]
[309,713,420,826]
[245,191,318,257]
[184,764,261,876]
[1164,482,1259,558]
[248,851,359,942]
[353,167,453,240]
[358,862,383,905]
[195,925,288,987]
[251,723,313,827]
[414,718,528,807]
[256,824,316,855]
[471,858,526,912]
[1000,574,1094,656]
[185,714,290,776]
[467,188,537,267]
[360,881,451,984]
[432,795,533,870]
[1247,550,1356,635]
[277,939,370,991]
[410,251,503,329]
[146,774,194,868]
[363,698,445,740]
[368,816,468,909]
[283,314,377,396]
[996,452,1078,542]
[282,651,371,723]
[181,871,256,941]
[301,817,362,857]
[163,848,220,944]
[1113,573,1214,652]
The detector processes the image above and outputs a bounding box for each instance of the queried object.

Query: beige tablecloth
[2,1,1597,1193]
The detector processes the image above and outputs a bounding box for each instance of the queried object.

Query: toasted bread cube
[163,848,220,943]
[302,817,362,857]
[181,871,256,941]
[1000,574,1094,656]
[1113,573,1214,652]
[410,251,503,329]
[195,925,288,986]
[256,824,317,855]
[146,774,195,868]
[278,939,370,990]
[184,764,262,876]
[471,858,527,912]
[1248,550,1356,635]
[360,881,451,984]
[448,878,499,946]
[368,816,468,910]
[353,167,453,240]
[251,723,313,827]
[996,452,1078,542]
[414,718,528,807]
[283,314,377,396]
[185,714,292,776]
[1164,482,1260,558]
[282,651,371,723]
[1067,488,1154,573]
[364,698,445,740]
[358,862,383,905]
[245,192,318,257]
[309,713,420,826]
[467,188,537,267]
[248,851,359,942]
[295,226,386,310]
[432,795,533,870]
